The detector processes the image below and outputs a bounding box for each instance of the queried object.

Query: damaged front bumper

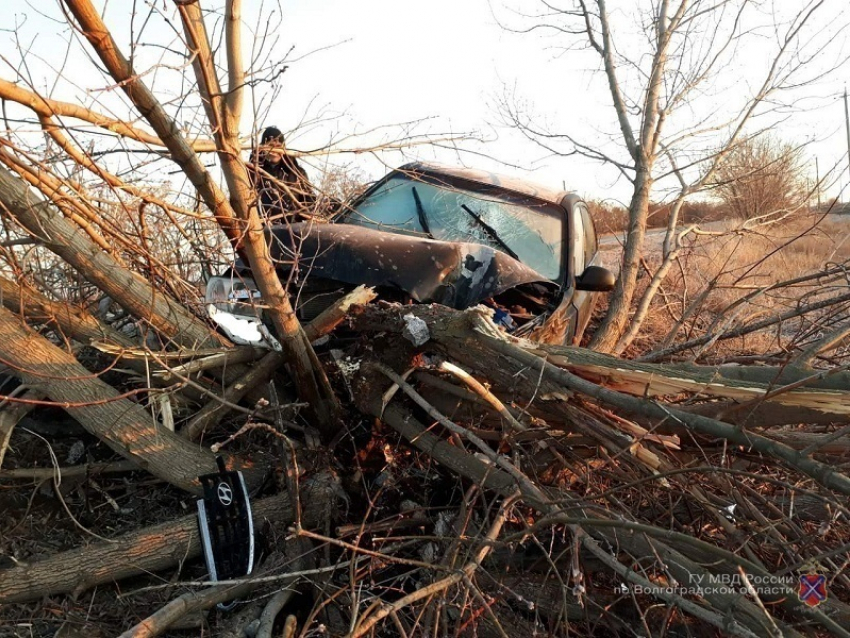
[206,222,562,347]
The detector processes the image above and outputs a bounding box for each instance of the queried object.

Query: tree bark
[0,304,257,493]
[60,0,339,434]
[0,275,133,348]
[588,166,653,352]
[349,304,850,496]
[527,341,850,418]
[0,165,225,349]
[172,0,340,433]
[0,475,336,604]
[303,285,377,342]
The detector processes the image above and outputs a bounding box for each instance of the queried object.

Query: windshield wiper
[460,204,519,260]
[411,186,434,238]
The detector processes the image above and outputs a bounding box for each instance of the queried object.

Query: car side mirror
[576,265,616,292]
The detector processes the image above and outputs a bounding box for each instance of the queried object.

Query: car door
[570,201,599,343]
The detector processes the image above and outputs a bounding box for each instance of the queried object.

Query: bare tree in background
[502,0,849,354]
[4,4,850,635]
[713,135,809,220]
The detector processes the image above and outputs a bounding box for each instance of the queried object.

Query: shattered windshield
[344,174,565,281]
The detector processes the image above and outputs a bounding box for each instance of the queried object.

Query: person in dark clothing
[252,126,316,222]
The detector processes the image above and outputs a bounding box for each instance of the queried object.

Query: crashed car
[206,162,615,346]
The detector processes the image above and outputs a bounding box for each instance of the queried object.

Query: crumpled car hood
[261,222,557,310]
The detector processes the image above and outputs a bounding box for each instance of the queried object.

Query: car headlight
[205,276,279,348]
[205,275,262,318]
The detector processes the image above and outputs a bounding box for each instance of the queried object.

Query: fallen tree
[1,1,849,636]
[344,305,850,635]
[0,472,337,604]
[0,303,262,492]
[5,299,850,634]
[3,194,849,635]
[349,303,850,496]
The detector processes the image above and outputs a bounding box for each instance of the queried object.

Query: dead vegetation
[588,199,732,235]
[1,2,850,637]
[617,213,850,359]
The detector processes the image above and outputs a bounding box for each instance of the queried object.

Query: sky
[2,0,850,205]
[267,0,650,198]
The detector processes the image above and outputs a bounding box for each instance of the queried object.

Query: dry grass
[589,199,732,235]
[612,213,850,358]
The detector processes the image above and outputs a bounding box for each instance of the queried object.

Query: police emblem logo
[798,574,827,607]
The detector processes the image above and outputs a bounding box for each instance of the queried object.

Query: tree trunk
[0,304,258,493]
[0,275,133,348]
[588,166,653,352]
[176,0,340,433]
[62,0,340,435]
[0,165,224,349]
[349,304,850,496]
[0,474,337,604]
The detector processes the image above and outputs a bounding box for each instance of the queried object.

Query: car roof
[396,162,571,207]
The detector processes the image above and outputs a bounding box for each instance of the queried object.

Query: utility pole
[845,88,850,202]
[816,156,821,211]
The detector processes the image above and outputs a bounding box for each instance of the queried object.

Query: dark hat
[261,126,284,145]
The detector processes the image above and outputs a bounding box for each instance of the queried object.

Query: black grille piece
[196,456,255,606]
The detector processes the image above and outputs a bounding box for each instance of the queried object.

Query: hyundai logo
[217,482,233,506]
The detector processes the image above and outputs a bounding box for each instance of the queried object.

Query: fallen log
[765,429,850,455]
[0,254,273,413]
[117,540,312,638]
[0,165,225,349]
[679,400,850,428]
[0,304,259,493]
[527,342,850,418]
[349,304,850,496]
[0,277,208,403]
[118,581,259,638]
[350,305,850,631]
[0,275,133,348]
[354,382,839,637]
[0,471,337,604]
[92,341,275,407]
[0,459,137,481]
